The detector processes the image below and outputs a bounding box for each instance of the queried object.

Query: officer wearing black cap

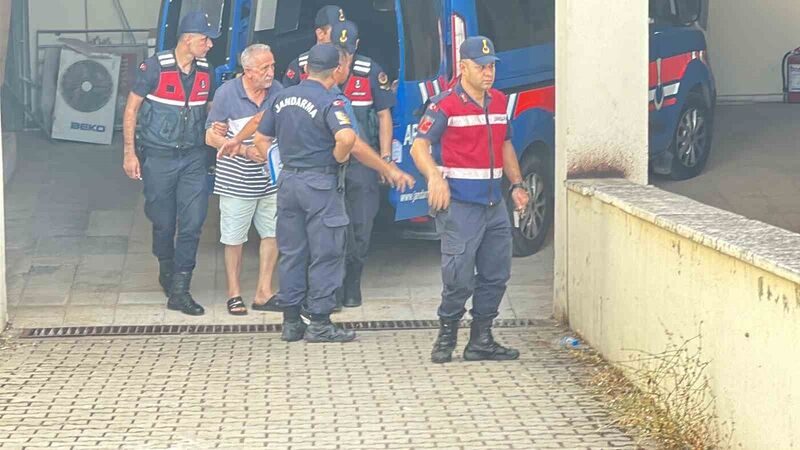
[411,36,530,363]
[241,43,357,343]
[282,5,347,87]
[331,19,396,309]
[122,11,219,316]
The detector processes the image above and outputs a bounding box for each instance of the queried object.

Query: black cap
[331,20,358,54]
[178,11,221,39]
[460,36,499,65]
[314,5,346,28]
[307,43,341,71]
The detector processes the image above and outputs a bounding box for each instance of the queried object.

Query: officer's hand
[212,121,229,137]
[123,153,141,180]
[427,175,450,211]
[245,145,266,163]
[379,161,396,185]
[511,186,530,212]
[387,167,416,192]
[217,139,242,159]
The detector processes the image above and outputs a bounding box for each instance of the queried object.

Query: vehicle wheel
[669,93,712,180]
[506,151,553,257]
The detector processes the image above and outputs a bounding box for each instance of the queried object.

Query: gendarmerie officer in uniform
[282,5,347,87]
[122,11,219,315]
[331,20,396,308]
[410,37,530,363]
[235,44,358,343]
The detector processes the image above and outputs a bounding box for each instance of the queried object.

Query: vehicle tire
[668,93,712,180]
[505,151,553,257]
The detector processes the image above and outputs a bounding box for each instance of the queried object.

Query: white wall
[554,0,649,320]
[28,0,161,74]
[707,0,800,100]
[566,179,800,448]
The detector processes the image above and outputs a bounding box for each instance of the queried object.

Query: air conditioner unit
[51,44,121,145]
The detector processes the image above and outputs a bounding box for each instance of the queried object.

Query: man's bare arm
[501,140,523,185]
[351,136,415,191]
[206,126,228,149]
[122,92,145,179]
[123,92,144,157]
[332,128,357,163]
[377,109,393,158]
[410,137,449,211]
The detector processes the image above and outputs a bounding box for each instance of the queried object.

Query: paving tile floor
[4,132,554,329]
[0,324,642,449]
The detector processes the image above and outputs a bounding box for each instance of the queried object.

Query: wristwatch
[509,182,526,194]
[381,155,393,163]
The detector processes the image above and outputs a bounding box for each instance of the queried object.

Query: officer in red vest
[122,11,219,316]
[410,36,530,364]
[332,20,396,309]
[282,5,347,87]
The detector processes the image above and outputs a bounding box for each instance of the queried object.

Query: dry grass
[573,327,734,449]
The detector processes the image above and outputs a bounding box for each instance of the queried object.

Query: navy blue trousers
[141,147,209,273]
[435,199,513,320]
[275,171,349,315]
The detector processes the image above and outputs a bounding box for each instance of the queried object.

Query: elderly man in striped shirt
[206,44,283,315]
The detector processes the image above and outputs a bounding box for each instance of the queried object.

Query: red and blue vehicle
[157,0,715,256]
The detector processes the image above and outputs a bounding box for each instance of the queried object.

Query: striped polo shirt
[205,77,284,199]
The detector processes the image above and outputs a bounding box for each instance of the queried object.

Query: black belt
[282,165,339,174]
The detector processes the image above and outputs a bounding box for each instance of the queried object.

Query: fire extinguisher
[782,47,800,103]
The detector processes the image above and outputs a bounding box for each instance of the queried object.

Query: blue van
[157,0,715,256]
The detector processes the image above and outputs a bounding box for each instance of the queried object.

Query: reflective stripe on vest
[146,51,210,108]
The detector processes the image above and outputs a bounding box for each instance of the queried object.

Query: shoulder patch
[378,72,389,85]
[332,99,345,107]
[335,110,351,125]
[286,68,295,79]
[428,102,439,112]
[419,115,435,134]
[139,62,147,71]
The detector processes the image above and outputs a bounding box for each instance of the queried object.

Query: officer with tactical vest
[282,5,347,87]
[410,37,530,363]
[332,20,396,308]
[122,12,219,316]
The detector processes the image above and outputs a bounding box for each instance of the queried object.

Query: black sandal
[227,296,248,315]
[252,295,283,312]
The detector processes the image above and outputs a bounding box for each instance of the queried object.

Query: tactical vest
[433,86,510,206]
[342,55,380,149]
[138,50,211,150]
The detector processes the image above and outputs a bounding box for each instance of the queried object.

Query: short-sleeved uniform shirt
[330,85,361,137]
[132,54,216,101]
[257,79,353,169]
[205,77,284,199]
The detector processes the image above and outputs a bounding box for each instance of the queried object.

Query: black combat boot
[304,314,356,343]
[158,259,173,297]
[166,272,205,316]
[431,318,460,364]
[463,316,520,361]
[342,262,363,308]
[281,306,307,342]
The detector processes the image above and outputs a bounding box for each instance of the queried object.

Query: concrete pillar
[553,0,649,321]
[0,0,10,328]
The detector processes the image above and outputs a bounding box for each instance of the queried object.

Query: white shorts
[219,195,277,245]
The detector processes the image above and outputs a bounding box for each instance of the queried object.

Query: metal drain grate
[19,319,543,339]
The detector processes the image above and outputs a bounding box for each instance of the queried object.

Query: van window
[401,0,442,81]
[475,0,554,52]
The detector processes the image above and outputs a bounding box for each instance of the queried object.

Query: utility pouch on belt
[337,163,347,193]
